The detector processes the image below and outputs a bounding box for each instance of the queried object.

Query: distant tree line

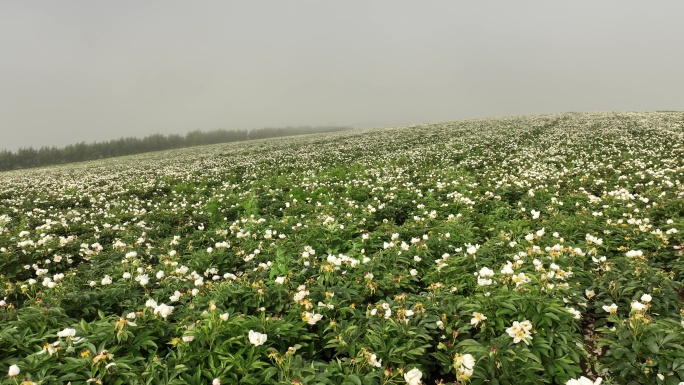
[0,126,351,171]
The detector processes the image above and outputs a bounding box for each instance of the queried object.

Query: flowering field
[1,112,684,385]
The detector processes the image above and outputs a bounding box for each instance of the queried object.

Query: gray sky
[1,1,683,151]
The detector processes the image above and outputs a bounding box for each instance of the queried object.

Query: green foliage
[1,112,684,384]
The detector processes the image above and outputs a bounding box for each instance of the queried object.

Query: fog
[1,1,683,151]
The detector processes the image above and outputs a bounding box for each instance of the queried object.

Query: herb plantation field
[1,112,684,385]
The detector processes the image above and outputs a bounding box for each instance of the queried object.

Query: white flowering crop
[1,112,683,384]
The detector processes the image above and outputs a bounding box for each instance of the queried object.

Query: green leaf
[347,374,362,385]
[646,340,660,354]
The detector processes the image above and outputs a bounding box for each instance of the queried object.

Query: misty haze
[1,1,682,152]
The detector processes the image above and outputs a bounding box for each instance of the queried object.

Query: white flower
[101,275,112,285]
[500,262,514,275]
[476,267,495,286]
[303,311,324,325]
[566,376,602,385]
[454,353,475,370]
[248,330,267,346]
[585,289,595,299]
[602,303,618,314]
[631,301,645,312]
[369,353,382,368]
[213,379,221,385]
[506,320,532,345]
[458,365,474,380]
[404,368,422,385]
[625,250,643,258]
[454,352,476,381]
[153,303,174,318]
[8,364,20,377]
[275,276,286,285]
[136,274,149,286]
[410,269,418,276]
[567,307,581,319]
[511,272,530,286]
[462,353,475,369]
[126,312,136,320]
[220,313,229,321]
[640,293,652,303]
[57,328,76,338]
[182,335,194,342]
[293,290,309,302]
[470,312,487,327]
[145,299,158,308]
[122,272,131,279]
[169,291,182,302]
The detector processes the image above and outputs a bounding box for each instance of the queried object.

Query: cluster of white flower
[506,320,533,345]
[145,299,174,318]
[293,285,310,307]
[476,267,494,286]
[453,353,476,381]
[585,234,603,245]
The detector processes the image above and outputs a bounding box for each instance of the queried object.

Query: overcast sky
[1,1,683,151]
